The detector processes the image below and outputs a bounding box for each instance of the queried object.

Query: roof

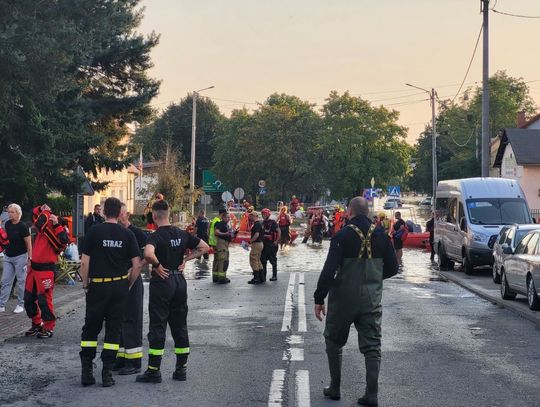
[520,113,540,129]
[493,128,540,167]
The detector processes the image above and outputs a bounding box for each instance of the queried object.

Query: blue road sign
[259,187,267,195]
[387,185,401,197]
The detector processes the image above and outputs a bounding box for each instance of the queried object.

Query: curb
[434,269,540,327]
[0,290,85,343]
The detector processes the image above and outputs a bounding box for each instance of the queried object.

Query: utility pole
[406,84,438,200]
[481,0,490,177]
[190,85,214,216]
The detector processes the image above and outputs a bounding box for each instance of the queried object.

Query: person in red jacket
[24,204,69,338]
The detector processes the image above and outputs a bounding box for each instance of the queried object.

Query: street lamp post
[190,85,214,216]
[406,83,437,202]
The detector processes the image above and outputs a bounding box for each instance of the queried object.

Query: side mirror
[502,246,514,255]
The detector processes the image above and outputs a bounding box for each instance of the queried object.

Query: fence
[531,209,540,222]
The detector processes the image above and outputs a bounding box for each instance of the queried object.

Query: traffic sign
[370,177,375,188]
[202,170,227,193]
[258,180,266,188]
[259,187,267,195]
[200,194,212,205]
[387,185,401,197]
[234,187,245,200]
[221,191,233,202]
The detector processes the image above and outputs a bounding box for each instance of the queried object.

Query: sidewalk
[0,281,85,343]
[435,267,540,326]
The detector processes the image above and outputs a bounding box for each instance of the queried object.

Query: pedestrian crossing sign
[387,186,401,197]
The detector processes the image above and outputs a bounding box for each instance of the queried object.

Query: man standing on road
[426,212,435,262]
[79,197,142,387]
[213,209,234,284]
[24,204,70,338]
[314,197,398,406]
[391,211,406,268]
[248,212,264,285]
[261,208,280,282]
[136,199,209,383]
[113,204,147,375]
[194,210,210,260]
[84,204,104,233]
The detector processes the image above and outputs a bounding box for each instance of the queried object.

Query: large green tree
[134,95,224,184]
[409,71,537,192]
[0,0,159,207]
[320,92,410,198]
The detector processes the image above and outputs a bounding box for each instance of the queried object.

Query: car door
[494,227,509,272]
[517,233,539,294]
[507,233,532,290]
[446,198,460,259]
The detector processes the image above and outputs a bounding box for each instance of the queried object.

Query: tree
[320,92,410,198]
[409,71,537,192]
[134,95,224,184]
[0,0,159,207]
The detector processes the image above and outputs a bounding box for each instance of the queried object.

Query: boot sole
[136,377,162,383]
[102,381,115,387]
[172,374,186,381]
[81,380,96,387]
[119,368,141,375]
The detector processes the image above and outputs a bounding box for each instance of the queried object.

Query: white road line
[287,335,304,345]
[281,272,297,332]
[295,370,311,407]
[268,369,286,407]
[297,272,307,332]
[283,348,304,361]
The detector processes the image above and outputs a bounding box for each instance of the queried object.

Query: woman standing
[278,207,292,249]
[0,203,32,313]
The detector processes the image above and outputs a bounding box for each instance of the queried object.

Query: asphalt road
[1,243,539,407]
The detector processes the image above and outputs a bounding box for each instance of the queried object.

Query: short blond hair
[8,203,22,221]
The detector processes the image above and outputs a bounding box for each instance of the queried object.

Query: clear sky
[138,0,540,144]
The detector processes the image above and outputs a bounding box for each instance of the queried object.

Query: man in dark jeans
[194,210,210,260]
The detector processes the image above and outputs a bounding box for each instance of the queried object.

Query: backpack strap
[347,224,376,259]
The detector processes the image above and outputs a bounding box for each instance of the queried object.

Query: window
[466,198,531,225]
[515,233,533,254]
[435,198,449,222]
[447,198,458,224]
[524,233,539,255]
[505,228,515,245]
[498,227,509,245]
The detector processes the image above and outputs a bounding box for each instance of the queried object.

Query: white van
[434,178,531,274]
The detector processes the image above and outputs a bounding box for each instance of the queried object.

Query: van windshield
[466,198,531,225]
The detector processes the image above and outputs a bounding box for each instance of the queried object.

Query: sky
[138,0,540,144]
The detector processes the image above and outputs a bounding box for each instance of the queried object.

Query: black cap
[218,208,227,214]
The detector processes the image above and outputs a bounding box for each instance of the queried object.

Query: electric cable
[450,23,483,104]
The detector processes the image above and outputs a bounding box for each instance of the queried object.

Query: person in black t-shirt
[248,212,264,285]
[426,212,435,262]
[113,204,148,375]
[391,211,406,268]
[195,210,210,260]
[0,203,32,313]
[212,210,235,284]
[79,197,142,388]
[261,208,281,282]
[136,199,208,384]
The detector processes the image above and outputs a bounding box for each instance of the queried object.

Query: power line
[450,23,483,104]
[492,8,540,18]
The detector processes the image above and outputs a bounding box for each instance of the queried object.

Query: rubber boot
[136,368,162,383]
[269,270,277,281]
[357,359,380,406]
[112,357,125,372]
[119,358,142,375]
[260,268,267,283]
[248,271,261,285]
[102,361,116,387]
[80,355,96,387]
[323,339,342,400]
[172,355,187,381]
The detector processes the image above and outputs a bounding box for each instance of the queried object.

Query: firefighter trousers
[117,276,144,366]
[261,242,278,274]
[212,239,229,282]
[24,267,56,331]
[249,242,263,272]
[80,279,129,362]
[147,272,189,370]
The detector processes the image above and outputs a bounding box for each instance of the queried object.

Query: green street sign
[202,170,228,193]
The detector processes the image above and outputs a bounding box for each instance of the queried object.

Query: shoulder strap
[347,224,376,259]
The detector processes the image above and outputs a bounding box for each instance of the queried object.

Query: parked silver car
[491,224,540,284]
[500,230,540,310]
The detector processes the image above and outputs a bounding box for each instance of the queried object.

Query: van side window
[447,199,458,224]
[435,198,448,222]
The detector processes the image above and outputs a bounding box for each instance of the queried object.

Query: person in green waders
[314,197,398,406]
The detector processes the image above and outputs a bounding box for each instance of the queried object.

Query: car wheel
[527,277,540,311]
[437,244,449,270]
[500,270,516,301]
[462,254,473,275]
[492,264,501,284]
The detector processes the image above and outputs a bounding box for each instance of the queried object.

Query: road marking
[281,272,297,331]
[298,272,307,332]
[268,369,286,407]
[287,335,304,345]
[283,348,304,361]
[295,370,311,407]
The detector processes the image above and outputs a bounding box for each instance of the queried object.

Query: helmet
[378,211,386,219]
[261,208,271,216]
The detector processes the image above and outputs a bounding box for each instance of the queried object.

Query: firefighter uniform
[114,224,147,374]
[314,214,398,405]
[24,206,69,337]
[212,219,232,283]
[136,225,200,383]
[261,216,279,282]
[80,222,140,387]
